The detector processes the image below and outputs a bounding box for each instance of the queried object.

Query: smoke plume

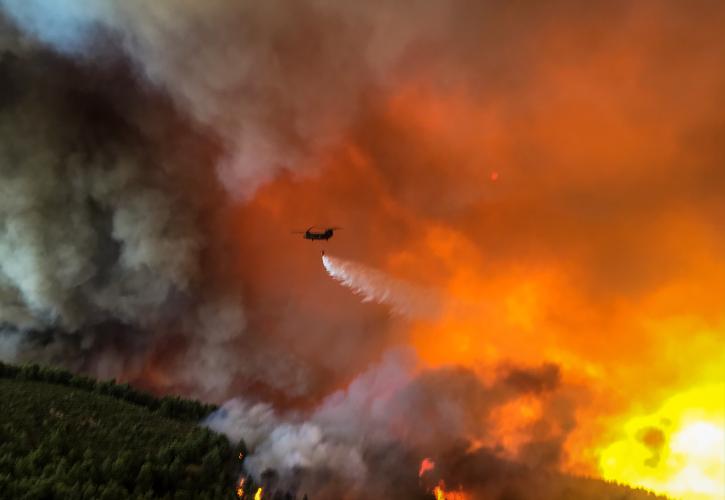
[206,350,577,498]
[0,20,212,374]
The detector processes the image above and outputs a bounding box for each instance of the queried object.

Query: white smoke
[322,254,441,320]
[174,297,248,398]
[204,398,279,451]
[204,350,417,497]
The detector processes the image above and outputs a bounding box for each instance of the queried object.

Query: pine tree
[136,462,154,493]
[81,481,97,500]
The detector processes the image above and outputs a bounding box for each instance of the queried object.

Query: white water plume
[322,254,439,319]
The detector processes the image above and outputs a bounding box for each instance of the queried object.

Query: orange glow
[236,478,245,498]
[488,395,544,456]
[224,4,725,498]
[432,481,469,500]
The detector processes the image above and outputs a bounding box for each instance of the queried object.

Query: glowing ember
[235,478,245,498]
[419,457,435,477]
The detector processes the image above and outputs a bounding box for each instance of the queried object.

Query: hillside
[0,362,238,500]
[0,362,670,500]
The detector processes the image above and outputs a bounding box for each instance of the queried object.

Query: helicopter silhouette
[292,226,342,241]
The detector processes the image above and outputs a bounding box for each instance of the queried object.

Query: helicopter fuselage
[304,229,334,240]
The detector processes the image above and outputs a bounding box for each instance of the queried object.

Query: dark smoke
[0,0,387,198]
[0,19,201,371]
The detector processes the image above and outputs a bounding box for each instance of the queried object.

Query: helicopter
[292,226,342,241]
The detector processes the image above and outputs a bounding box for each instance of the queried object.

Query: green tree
[136,462,154,493]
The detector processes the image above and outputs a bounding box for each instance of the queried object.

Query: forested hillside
[0,362,238,499]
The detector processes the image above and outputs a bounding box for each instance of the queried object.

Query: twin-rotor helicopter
[292,226,342,242]
[292,227,341,254]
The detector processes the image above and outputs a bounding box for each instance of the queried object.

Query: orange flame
[235,478,245,498]
[419,457,436,478]
[432,481,469,500]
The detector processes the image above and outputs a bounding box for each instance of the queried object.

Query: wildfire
[254,487,263,500]
[419,459,469,500]
[235,478,245,498]
[432,481,469,500]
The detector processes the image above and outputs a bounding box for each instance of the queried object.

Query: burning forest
[0,1,723,499]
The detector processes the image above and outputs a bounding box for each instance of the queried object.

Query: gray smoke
[175,296,314,401]
[0,0,394,199]
[205,350,574,499]
[0,1,407,395]
[0,19,219,379]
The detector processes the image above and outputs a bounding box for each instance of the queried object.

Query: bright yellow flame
[599,384,725,500]
[254,487,263,500]
[432,482,470,500]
